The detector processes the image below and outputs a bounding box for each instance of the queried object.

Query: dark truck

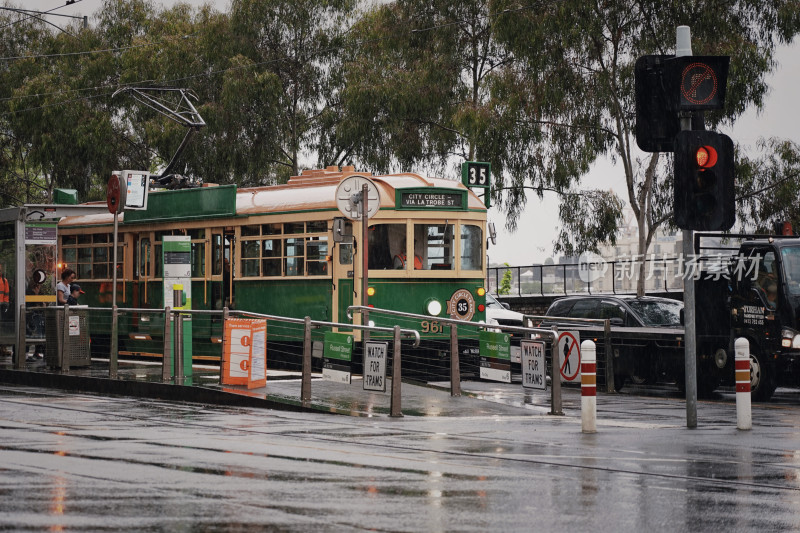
[696,233,800,400]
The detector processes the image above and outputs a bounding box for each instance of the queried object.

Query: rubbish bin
[45,307,91,368]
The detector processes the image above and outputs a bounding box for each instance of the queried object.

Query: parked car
[545,295,682,328]
[485,293,526,363]
[542,295,720,393]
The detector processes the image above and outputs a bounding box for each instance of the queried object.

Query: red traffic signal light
[695,145,717,168]
[674,131,734,231]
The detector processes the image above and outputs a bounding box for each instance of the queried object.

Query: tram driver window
[368,224,406,270]
[460,224,482,270]
[414,224,454,270]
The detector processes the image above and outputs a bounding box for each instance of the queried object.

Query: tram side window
[285,237,304,276]
[339,220,354,265]
[139,238,151,278]
[61,233,121,279]
[211,234,222,276]
[460,224,483,270]
[187,229,205,278]
[414,224,454,270]
[307,237,328,275]
[191,241,205,277]
[241,240,261,277]
[368,224,406,269]
[262,238,282,276]
[240,222,329,277]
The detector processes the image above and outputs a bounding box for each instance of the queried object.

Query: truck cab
[727,238,800,400]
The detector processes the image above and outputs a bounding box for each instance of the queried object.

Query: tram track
[3,385,800,495]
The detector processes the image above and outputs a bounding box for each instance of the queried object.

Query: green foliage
[0,0,797,260]
[493,0,800,257]
[498,263,512,295]
[736,138,800,233]
[333,0,605,204]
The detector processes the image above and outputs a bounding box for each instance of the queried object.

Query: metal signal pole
[677,25,698,428]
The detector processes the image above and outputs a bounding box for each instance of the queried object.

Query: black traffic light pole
[676,26,699,429]
[636,27,732,429]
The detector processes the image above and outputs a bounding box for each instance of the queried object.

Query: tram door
[134,233,152,307]
[331,219,355,324]
[222,231,234,309]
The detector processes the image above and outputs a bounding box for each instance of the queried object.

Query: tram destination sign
[397,188,466,210]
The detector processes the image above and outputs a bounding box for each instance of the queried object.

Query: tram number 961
[421,321,443,334]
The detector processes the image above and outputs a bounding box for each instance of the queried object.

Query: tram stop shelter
[0,201,107,365]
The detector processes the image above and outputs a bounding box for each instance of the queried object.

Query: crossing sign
[557,331,581,383]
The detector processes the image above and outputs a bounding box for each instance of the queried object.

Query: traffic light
[665,56,730,112]
[635,55,678,152]
[674,130,734,231]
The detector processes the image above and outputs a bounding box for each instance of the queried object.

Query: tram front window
[461,224,482,270]
[414,224,454,270]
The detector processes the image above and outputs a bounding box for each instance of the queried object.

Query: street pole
[110,206,119,379]
[361,183,369,343]
[677,25,698,428]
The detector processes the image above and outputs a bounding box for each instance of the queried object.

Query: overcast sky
[46,1,800,265]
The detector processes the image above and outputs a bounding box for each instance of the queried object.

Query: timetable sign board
[122,170,150,210]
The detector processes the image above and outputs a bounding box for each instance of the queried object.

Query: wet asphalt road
[3,383,800,532]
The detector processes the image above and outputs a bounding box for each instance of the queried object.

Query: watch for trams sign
[448,289,475,321]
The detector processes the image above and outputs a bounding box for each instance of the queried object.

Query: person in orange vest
[393,239,423,269]
[0,264,10,316]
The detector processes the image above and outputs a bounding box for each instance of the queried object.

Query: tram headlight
[367,287,376,297]
[477,287,486,297]
[425,298,442,316]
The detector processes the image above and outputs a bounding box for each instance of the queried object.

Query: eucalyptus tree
[2,6,121,204]
[228,0,357,182]
[112,2,243,183]
[737,138,800,233]
[0,6,57,205]
[325,0,615,242]
[492,0,800,293]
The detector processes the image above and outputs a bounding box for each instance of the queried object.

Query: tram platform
[0,354,571,418]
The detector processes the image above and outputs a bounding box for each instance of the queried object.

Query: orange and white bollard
[735,338,752,430]
[581,340,597,433]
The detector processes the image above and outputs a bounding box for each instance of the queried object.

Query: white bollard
[735,338,752,430]
[581,340,597,433]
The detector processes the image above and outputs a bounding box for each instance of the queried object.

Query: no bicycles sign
[557,331,581,383]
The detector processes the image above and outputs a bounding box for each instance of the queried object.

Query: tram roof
[58,167,486,227]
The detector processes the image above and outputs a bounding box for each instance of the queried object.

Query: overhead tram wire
[0,33,202,109]
[0,0,563,119]
[0,0,86,33]
[0,32,201,63]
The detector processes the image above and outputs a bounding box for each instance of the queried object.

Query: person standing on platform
[57,269,76,305]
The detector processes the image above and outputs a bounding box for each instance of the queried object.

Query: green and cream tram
[57,166,489,369]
